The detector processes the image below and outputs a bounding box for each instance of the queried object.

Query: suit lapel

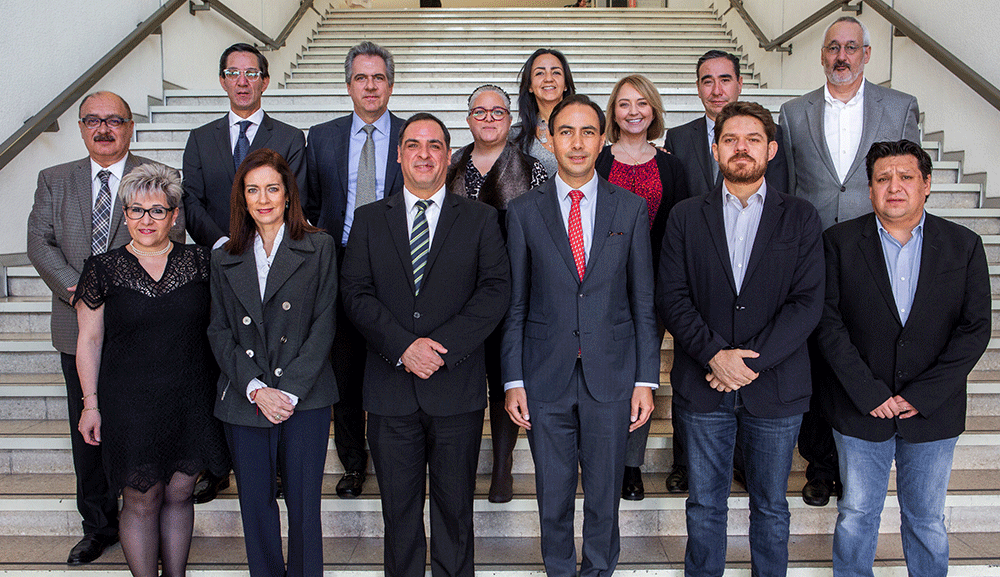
[845,82,883,183]
[215,115,237,182]
[907,214,940,328]
[385,193,417,293]
[743,188,784,286]
[858,214,902,326]
[109,155,141,241]
[424,192,459,279]
[702,190,738,294]
[262,235,307,306]
[336,119,352,197]
[691,118,716,191]
[537,181,580,281]
[221,249,266,335]
[249,113,274,153]
[804,91,841,184]
[584,180,617,283]
[383,113,402,196]
[73,159,93,244]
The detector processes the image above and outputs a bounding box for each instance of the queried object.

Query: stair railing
[725,0,1000,113]
[0,0,315,173]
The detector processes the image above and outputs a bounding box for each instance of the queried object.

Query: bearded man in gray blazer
[26,91,181,565]
[778,15,919,507]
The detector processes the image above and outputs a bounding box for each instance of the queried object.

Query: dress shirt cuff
[246,378,266,402]
[281,391,300,406]
[504,380,524,391]
[635,381,659,389]
[212,236,230,250]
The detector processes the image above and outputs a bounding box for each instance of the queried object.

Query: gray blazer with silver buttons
[208,230,339,427]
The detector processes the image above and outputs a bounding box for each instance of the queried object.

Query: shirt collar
[403,185,447,212]
[876,210,926,245]
[352,110,391,135]
[253,222,286,260]
[90,155,128,183]
[824,78,866,107]
[705,114,716,133]
[555,172,599,202]
[722,179,767,208]
[229,108,264,127]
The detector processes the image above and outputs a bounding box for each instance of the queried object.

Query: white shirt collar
[229,108,265,128]
[403,185,447,212]
[824,78,866,107]
[90,155,128,183]
[352,110,391,135]
[722,179,768,207]
[554,172,599,201]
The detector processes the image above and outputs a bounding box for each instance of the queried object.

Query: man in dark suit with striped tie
[340,113,510,577]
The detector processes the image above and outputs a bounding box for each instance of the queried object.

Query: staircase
[2,5,999,574]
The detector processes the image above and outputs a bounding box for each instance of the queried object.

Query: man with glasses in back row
[181,42,307,504]
[779,15,919,508]
[27,91,183,565]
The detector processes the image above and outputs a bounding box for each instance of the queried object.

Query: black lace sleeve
[73,254,107,310]
[194,244,212,282]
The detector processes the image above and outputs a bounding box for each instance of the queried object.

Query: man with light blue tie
[304,41,404,498]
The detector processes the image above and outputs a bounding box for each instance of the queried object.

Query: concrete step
[0,297,50,333]
[301,42,740,55]
[4,266,49,298]
[281,77,761,90]
[931,208,1000,235]
[294,52,738,65]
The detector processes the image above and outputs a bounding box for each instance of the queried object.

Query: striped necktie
[410,199,433,295]
[92,170,112,255]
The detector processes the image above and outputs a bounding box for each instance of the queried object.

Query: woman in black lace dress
[75,164,229,577]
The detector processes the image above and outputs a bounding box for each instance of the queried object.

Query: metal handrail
[0,0,316,173]
[725,0,1000,113]
[190,0,317,51]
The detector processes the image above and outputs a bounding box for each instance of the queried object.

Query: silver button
[246,349,254,358]
[280,336,287,343]
[413,312,420,319]
[243,316,252,325]
[274,368,283,377]
[282,301,291,310]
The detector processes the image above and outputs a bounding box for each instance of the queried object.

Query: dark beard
[720,155,767,185]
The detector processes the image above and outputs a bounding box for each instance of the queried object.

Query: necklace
[616,141,651,165]
[129,240,171,257]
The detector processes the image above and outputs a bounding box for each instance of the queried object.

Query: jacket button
[280,336,287,343]
[573,330,580,336]
[896,370,905,378]
[274,368,283,377]
[246,349,254,358]
[282,301,291,310]
[243,316,252,325]
[898,339,905,347]
[578,293,584,298]
[840,186,846,192]
[413,312,421,319]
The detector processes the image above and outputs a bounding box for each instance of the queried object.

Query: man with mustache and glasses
[27,91,183,565]
[779,15,919,508]
[657,101,824,577]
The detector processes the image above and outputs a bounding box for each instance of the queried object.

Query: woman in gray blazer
[207,148,338,577]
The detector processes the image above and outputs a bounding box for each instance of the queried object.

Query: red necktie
[568,189,586,281]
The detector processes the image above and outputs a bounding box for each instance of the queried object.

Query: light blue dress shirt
[877,211,925,326]
[342,110,392,245]
[722,181,767,294]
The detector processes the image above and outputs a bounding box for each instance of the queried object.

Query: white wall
[0,0,322,255]
[716,0,1000,199]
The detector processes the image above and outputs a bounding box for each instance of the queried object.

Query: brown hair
[226,148,319,255]
[713,101,777,144]
[605,74,665,144]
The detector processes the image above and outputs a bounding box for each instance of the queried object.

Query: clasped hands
[870,395,919,419]
[705,348,760,392]
[401,337,448,379]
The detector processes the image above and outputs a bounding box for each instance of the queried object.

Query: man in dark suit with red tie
[503,94,659,577]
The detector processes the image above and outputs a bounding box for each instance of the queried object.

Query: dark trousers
[331,272,368,473]
[61,353,118,536]
[798,336,839,482]
[225,406,331,577]
[368,408,484,577]
[527,361,630,577]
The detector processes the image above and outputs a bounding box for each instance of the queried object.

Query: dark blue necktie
[234,120,252,169]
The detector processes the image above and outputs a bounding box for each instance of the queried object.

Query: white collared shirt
[90,155,128,207]
[246,222,298,406]
[722,180,767,294]
[403,185,447,249]
[228,108,265,153]
[554,173,598,264]
[824,80,865,183]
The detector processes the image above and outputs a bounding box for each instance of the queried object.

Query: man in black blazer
[304,41,405,497]
[183,43,306,248]
[503,95,659,577]
[816,140,990,576]
[340,113,510,577]
[661,50,789,493]
[657,102,824,577]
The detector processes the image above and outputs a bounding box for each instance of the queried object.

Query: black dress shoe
[193,471,231,504]
[732,468,747,492]
[336,470,366,498]
[621,466,645,501]
[665,465,688,493]
[67,533,118,565]
[802,478,838,506]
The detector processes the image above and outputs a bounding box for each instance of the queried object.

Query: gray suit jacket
[26,153,178,354]
[501,177,660,403]
[779,80,919,230]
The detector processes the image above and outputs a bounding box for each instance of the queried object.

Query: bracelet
[81,407,100,413]
[81,392,97,401]
[250,388,259,402]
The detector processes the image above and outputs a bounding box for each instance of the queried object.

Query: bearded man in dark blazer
[817,140,990,577]
[340,113,510,577]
